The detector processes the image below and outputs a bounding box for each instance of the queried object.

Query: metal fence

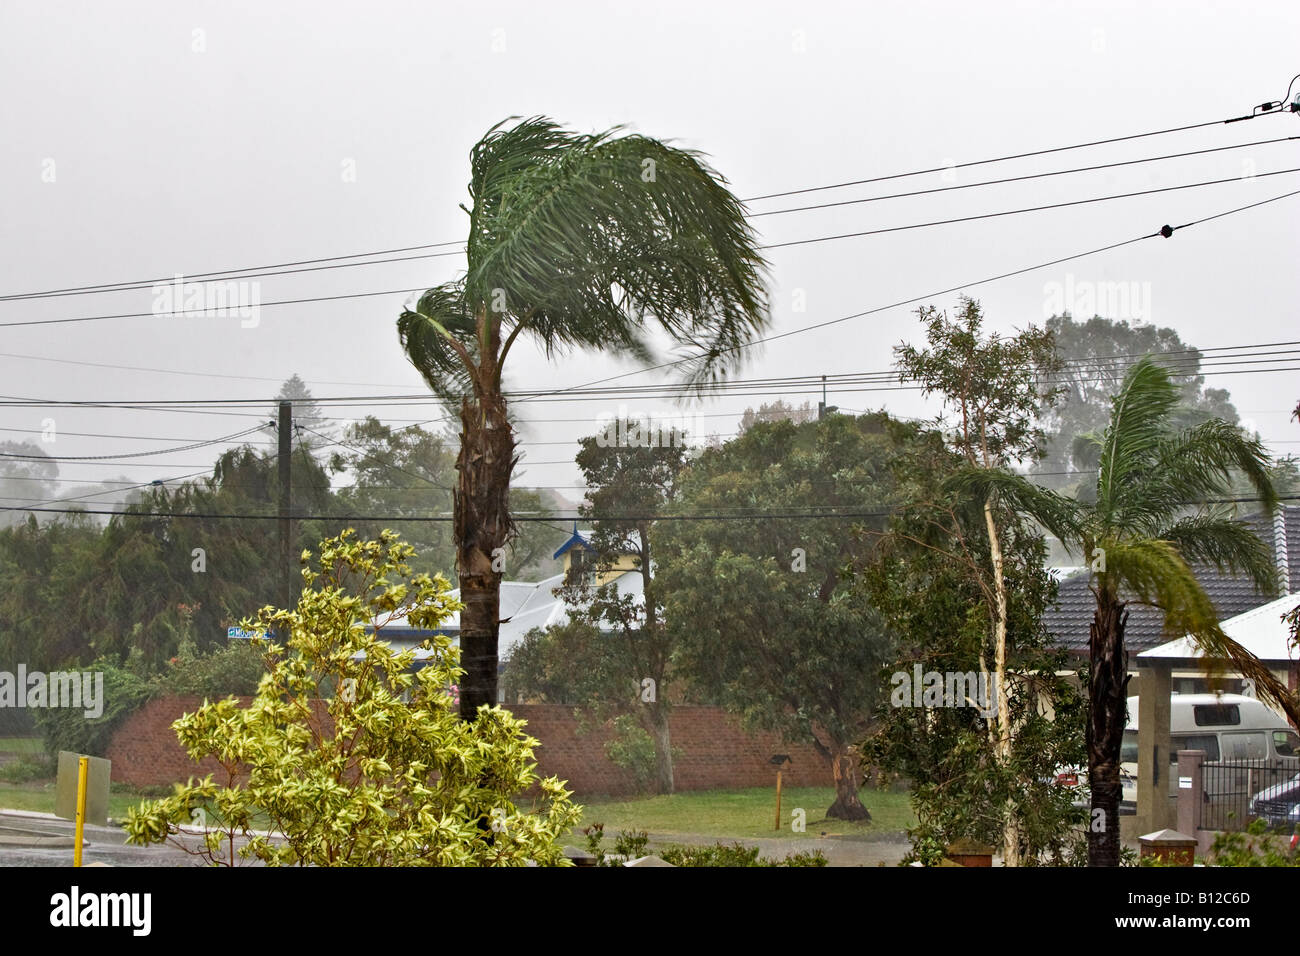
[1197,758,1300,832]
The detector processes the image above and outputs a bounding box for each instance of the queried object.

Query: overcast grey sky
[2,0,1297,506]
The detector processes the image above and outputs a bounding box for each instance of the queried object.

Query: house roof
[370,568,646,664]
[1045,505,1300,655]
[1137,590,1300,663]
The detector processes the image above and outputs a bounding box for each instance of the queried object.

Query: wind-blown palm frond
[1160,512,1281,596]
[1102,537,1299,725]
[1136,419,1278,519]
[1209,637,1300,729]
[1095,358,1181,526]
[396,283,479,403]
[462,117,769,388]
[943,466,1084,544]
[1102,538,1220,631]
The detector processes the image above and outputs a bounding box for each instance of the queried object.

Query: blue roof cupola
[552,522,596,560]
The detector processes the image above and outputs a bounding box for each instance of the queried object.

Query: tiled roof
[1045,505,1300,655]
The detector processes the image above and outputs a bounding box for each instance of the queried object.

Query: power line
[0,350,430,392]
[0,424,278,444]
[0,473,216,486]
[760,166,1300,250]
[297,423,453,492]
[0,285,434,330]
[0,471,211,510]
[0,241,465,303]
[0,248,465,304]
[518,186,1300,400]
[0,184,1293,443]
[6,169,1299,331]
[4,127,1293,305]
[9,493,1298,521]
[0,425,265,461]
[749,137,1300,218]
[741,107,1291,202]
[2,339,1297,415]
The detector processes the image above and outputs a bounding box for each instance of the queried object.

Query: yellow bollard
[73,755,88,867]
[773,770,783,831]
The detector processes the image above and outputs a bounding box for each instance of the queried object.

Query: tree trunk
[647,703,675,795]
[826,743,871,821]
[636,525,674,794]
[1087,594,1129,867]
[455,386,515,720]
[982,497,1019,866]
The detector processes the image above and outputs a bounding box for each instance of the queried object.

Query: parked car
[1248,772,1300,831]
[1056,694,1300,815]
[1123,693,1300,812]
[1050,760,1136,813]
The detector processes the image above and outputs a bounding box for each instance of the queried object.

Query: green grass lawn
[0,779,276,832]
[566,785,913,844]
[0,780,160,822]
[0,737,43,754]
[4,770,912,847]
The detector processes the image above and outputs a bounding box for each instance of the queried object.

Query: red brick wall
[106,696,241,788]
[106,698,833,795]
[508,705,832,795]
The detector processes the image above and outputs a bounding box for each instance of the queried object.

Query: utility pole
[818,375,837,420]
[277,400,293,618]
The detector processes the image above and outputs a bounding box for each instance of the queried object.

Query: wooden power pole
[277,400,293,616]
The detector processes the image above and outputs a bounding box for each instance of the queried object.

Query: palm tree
[397,117,769,719]
[955,357,1299,866]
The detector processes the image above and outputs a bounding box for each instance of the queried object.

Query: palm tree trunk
[454,387,514,720]
[1087,594,1130,866]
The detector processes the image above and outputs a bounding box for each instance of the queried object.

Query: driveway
[0,809,264,867]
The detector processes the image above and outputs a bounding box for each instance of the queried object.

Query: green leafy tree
[327,416,458,575]
[74,443,335,669]
[396,116,769,718]
[893,297,1068,865]
[957,357,1297,866]
[738,399,816,434]
[0,514,101,671]
[1035,315,1239,487]
[0,441,59,528]
[504,620,612,706]
[123,529,582,866]
[33,658,151,758]
[551,420,688,792]
[858,416,1085,866]
[656,413,899,820]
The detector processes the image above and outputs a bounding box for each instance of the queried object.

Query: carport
[1131,591,1300,833]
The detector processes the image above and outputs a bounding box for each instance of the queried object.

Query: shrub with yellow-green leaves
[123,529,582,866]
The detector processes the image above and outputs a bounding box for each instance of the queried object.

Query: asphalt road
[0,810,914,867]
[0,810,260,867]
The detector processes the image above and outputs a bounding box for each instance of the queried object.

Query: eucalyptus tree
[397,117,769,718]
[955,357,1297,867]
[891,299,1073,865]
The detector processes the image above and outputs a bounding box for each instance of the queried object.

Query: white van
[1121,693,1300,810]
